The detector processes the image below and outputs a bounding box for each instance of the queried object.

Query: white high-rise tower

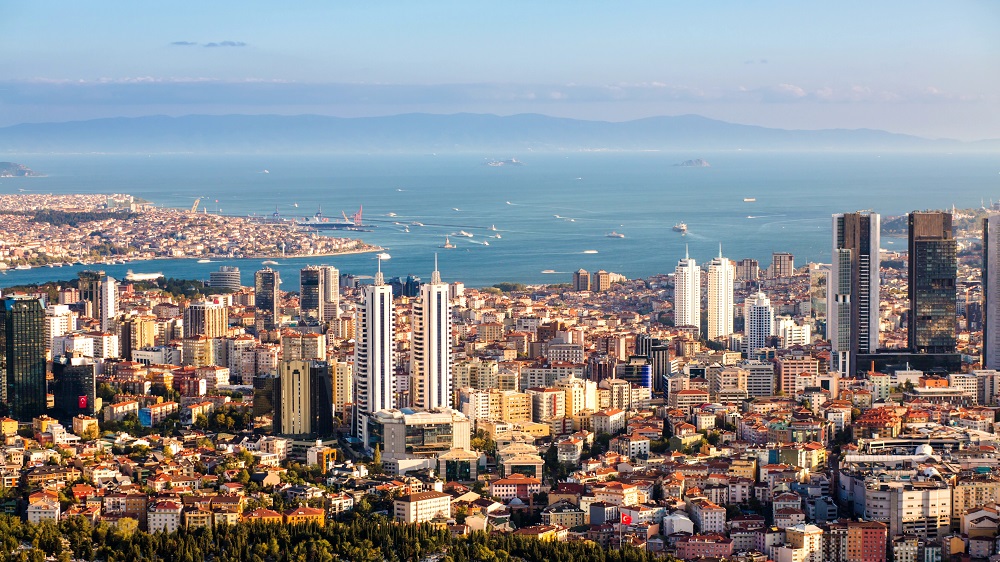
[412,256,453,410]
[354,255,395,444]
[707,246,735,341]
[99,276,118,332]
[828,212,880,375]
[322,266,340,322]
[673,246,701,335]
[744,291,774,356]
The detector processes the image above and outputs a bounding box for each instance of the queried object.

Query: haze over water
[1,151,998,288]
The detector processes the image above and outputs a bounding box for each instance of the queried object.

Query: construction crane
[191,198,201,213]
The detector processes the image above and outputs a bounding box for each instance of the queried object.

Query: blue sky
[2,1,998,139]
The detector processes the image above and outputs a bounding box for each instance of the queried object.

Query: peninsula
[0,193,379,269]
[0,161,42,177]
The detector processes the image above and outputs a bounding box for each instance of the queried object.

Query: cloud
[204,41,247,48]
[170,41,197,46]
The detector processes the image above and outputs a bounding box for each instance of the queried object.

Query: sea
[0,151,998,289]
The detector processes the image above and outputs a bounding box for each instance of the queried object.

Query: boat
[490,225,497,231]
[197,259,212,263]
[673,223,688,233]
[744,198,756,202]
[14,264,31,270]
[606,231,625,238]
[412,222,424,226]
[482,241,490,246]
[452,208,461,211]
[262,260,279,265]
[457,231,474,238]
[439,236,456,249]
[493,234,502,239]
[125,270,163,282]
[583,250,599,254]
[403,226,410,233]
[387,212,397,217]
[541,269,557,274]
[260,169,269,174]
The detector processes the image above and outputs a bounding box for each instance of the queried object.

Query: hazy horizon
[3,2,999,140]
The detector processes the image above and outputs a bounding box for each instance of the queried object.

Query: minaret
[412,255,453,410]
[354,254,395,445]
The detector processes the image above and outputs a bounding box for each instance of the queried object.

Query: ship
[125,270,163,282]
[456,231,474,238]
[439,236,456,249]
[197,259,212,263]
[14,264,31,270]
[606,231,625,238]
[673,223,688,233]
[743,197,757,202]
[294,206,373,231]
[262,260,279,266]
[490,224,497,231]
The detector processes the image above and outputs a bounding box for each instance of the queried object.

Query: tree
[370,444,383,475]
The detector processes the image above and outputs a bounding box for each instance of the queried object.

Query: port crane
[191,198,201,213]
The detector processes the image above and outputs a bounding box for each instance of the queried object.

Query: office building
[254,268,280,332]
[770,252,795,279]
[908,212,957,353]
[411,260,452,410]
[707,248,735,341]
[985,216,1000,368]
[209,266,242,290]
[744,291,774,357]
[275,360,334,437]
[354,259,396,442]
[119,315,156,361]
[1,297,47,420]
[182,300,228,338]
[674,248,701,334]
[828,212,880,375]
[591,270,611,292]
[51,353,98,417]
[735,258,760,283]
[298,265,339,324]
[572,269,590,292]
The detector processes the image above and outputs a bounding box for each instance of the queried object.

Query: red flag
[78,396,88,409]
[621,513,632,525]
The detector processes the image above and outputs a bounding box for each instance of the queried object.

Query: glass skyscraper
[1,297,47,421]
[908,212,957,353]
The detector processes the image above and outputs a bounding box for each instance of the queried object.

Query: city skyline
[2,2,998,139]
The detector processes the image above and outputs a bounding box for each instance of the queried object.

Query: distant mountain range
[0,113,996,153]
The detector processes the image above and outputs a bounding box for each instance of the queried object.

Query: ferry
[125,270,163,282]
[14,264,31,270]
[197,259,212,263]
[439,236,456,249]
[262,260,279,266]
[606,231,625,238]
[673,223,688,233]
[744,198,757,202]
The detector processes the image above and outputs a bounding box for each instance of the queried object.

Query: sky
[2,1,999,140]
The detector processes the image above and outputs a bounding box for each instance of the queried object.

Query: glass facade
[909,213,957,354]
[1,298,46,421]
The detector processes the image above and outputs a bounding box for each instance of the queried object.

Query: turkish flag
[621,514,632,525]
[78,396,88,409]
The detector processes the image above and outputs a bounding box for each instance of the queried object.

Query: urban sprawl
[4,198,1000,562]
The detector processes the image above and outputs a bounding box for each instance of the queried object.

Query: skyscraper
[275,359,334,436]
[1,297,47,420]
[78,271,118,331]
[984,215,1000,369]
[674,247,701,335]
[254,267,280,333]
[828,212,880,375]
[770,252,794,279]
[299,266,323,324]
[182,299,228,338]
[354,257,396,442]
[300,266,340,324]
[412,258,452,410]
[706,247,735,341]
[908,211,957,353]
[744,291,774,356]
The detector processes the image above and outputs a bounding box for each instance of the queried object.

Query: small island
[675,158,710,167]
[0,162,42,177]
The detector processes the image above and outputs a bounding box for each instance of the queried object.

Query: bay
[0,151,997,289]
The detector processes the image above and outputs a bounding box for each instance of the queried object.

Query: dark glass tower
[1,297,47,420]
[254,267,280,332]
[299,266,322,324]
[51,353,97,416]
[908,212,957,353]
